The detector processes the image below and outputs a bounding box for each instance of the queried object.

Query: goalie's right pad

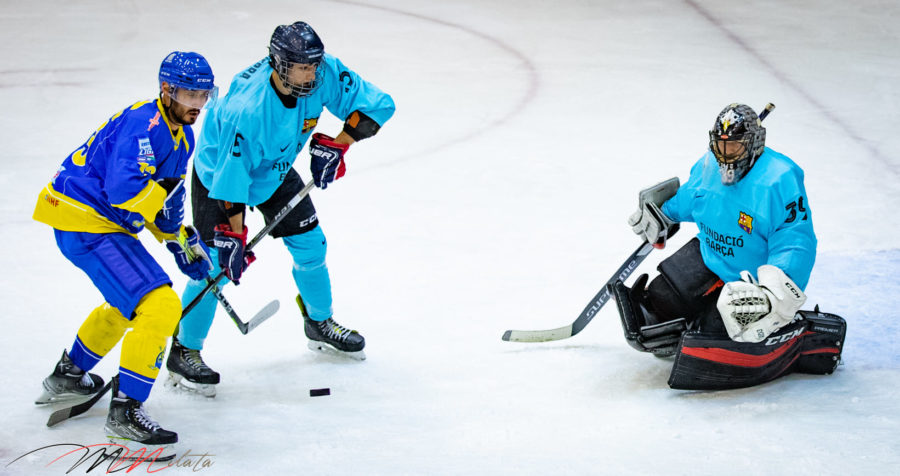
[667,309,846,390]
[610,279,686,357]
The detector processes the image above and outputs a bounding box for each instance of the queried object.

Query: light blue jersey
[193,54,395,205]
[662,147,816,289]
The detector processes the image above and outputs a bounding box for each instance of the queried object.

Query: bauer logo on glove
[213,224,256,285]
[309,133,349,189]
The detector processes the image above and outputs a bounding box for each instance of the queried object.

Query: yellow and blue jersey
[193,54,395,206]
[33,98,194,238]
[662,147,817,289]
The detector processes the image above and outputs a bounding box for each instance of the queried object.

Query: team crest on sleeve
[738,211,754,234]
[137,137,157,175]
[138,137,154,158]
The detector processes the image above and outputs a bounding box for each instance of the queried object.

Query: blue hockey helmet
[159,51,215,90]
[158,51,217,109]
[708,103,766,185]
[269,22,325,97]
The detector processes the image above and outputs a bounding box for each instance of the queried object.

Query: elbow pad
[342,111,381,142]
[217,200,246,218]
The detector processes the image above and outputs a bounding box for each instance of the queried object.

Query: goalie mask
[269,21,325,98]
[709,103,766,185]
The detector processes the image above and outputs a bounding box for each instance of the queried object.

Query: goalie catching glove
[628,177,680,248]
[309,133,349,189]
[716,264,807,343]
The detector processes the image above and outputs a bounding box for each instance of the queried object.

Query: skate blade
[35,389,95,406]
[307,340,366,361]
[104,435,176,462]
[165,372,217,398]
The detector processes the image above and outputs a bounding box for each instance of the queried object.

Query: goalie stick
[181,180,316,319]
[502,240,655,342]
[501,103,775,343]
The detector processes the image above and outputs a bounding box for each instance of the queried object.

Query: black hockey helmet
[708,103,766,185]
[269,21,325,97]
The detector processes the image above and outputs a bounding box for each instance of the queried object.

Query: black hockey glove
[213,224,256,285]
[309,133,349,189]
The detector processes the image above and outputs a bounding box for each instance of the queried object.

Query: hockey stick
[501,241,655,342]
[203,277,280,335]
[758,102,775,121]
[181,180,316,318]
[46,380,112,427]
[177,230,281,335]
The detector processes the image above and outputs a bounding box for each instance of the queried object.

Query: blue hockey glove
[165,225,213,281]
[309,133,349,189]
[213,224,256,285]
[154,178,185,234]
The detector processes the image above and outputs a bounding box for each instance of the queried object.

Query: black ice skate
[35,350,105,405]
[297,295,366,360]
[165,338,219,397]
[105,375,177,460]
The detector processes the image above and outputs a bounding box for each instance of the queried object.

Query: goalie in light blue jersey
[168,21,395,396]
[610,103,843,390]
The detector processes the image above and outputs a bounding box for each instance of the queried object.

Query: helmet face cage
[270,55,323,98]
[268,21,325,98]
[708,104,766,185]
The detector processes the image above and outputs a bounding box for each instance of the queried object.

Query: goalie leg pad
[610,278,687,356]
[793,309,846,375]
[668,318,808,390]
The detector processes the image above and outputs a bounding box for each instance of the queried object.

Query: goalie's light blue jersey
[662,148,817,289]
[193,54,395,205]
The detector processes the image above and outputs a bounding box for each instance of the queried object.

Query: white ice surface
[1,1,898,474]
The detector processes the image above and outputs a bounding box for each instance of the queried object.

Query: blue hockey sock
[178,248,225,350]
[284,228,333,322]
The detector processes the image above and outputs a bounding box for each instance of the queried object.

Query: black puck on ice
[309,388,331,397]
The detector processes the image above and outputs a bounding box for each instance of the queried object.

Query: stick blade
[501,325,575,343]
[46,381,112,427]
[46,407,75,427]
[244,300,280,334]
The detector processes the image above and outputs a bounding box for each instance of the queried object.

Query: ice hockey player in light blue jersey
[192,45,395,205]
[610,103,844,390]
[168,21,395,396]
